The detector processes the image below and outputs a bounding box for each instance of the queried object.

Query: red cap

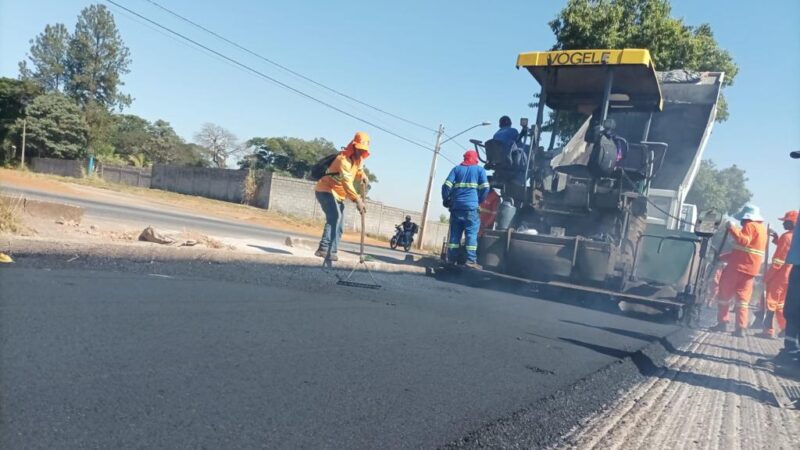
[779,210,798,225]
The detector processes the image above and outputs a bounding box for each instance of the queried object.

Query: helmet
[405,215,411,221]
[351,131,370,152]
[779,210,798,225]
[733,203,764,222]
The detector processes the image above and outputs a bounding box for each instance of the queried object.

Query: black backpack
[309,153,339,181]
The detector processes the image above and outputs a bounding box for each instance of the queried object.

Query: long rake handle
[359,209,366,263]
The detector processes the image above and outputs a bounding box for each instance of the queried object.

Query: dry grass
[0,195,22,234]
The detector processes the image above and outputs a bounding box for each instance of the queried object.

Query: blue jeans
[448,209,479,263]
[315,191,344,255]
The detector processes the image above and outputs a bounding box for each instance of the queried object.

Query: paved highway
[1,254,681,449]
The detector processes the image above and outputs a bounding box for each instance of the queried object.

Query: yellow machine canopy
[516,49,663,112]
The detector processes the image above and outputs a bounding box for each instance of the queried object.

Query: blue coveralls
[442,164,489,263]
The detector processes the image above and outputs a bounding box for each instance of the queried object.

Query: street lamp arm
[440,122,491,145]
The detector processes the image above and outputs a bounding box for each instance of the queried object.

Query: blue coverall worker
[442,149,489,265]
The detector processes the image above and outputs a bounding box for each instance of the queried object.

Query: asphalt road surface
[1,254,681,449]
[1,185,408,263]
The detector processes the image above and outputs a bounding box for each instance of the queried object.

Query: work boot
[733,328,746,338]
[755,331,776,339]
[464,261,482,270]
[708,322,728,333]
[328,253,339,262]
[314,249,327,258]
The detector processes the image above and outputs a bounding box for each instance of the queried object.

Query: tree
[65,4,131,110]
[14,93,89,159]
[545,0,738,141]
[18,23,71,92]
[194,123,241,168]
[239,136,337,178]
[112,114,151,158]
[0,77,42,164]
[685,159,751,215]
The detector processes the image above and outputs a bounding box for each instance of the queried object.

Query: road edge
[442,326,697,449]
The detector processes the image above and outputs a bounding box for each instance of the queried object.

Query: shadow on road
[559,336,777,406]
[559,319,767,370]
[247,244,293,255]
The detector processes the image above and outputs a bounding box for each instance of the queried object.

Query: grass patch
[0,195,21,233]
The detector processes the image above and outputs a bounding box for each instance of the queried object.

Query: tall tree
[65,4,132,110]
[14,93,89,159]
[545,0,738,141]
[0,77,42,164]
[194,123,241,168]
[686,159,751,215]
[18,23,71,92]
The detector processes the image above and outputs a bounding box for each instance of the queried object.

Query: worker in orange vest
[710,204,768,336]
[756,211,798,338]
[478,189,501,237]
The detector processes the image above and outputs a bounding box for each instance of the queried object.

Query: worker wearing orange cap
[757,211,798,338]
[711,204,769,336]
[314,131,370,261]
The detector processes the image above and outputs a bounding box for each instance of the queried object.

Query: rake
[336,210,382,289]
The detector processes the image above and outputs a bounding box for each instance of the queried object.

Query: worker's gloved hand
[356,198,367,214]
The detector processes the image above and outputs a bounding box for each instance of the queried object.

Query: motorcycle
[390,225,413,252]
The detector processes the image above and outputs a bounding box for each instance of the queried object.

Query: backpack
[309,153,339,181]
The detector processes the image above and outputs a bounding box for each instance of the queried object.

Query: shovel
[336,209,382,290]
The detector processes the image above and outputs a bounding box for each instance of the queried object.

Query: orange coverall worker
[478,190,501,237]
[716,220,768,330]
[765,211,798,334]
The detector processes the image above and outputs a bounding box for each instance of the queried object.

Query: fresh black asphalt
[0,254,683,449]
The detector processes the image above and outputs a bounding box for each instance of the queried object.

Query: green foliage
[439,214,449,223]
[685,159,752,215]
[545,0,738,141]
[18,23,70,92]
[15,93,89,159]
[0,77,42,164]
[65,4,131,110]
[84,101,117,155]
[240,136,338,178]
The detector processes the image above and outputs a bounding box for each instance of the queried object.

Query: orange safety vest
[478,190,501,237]
[765,230,793,288]
[723,221,768,276]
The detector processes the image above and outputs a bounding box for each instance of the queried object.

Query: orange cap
[351,131,370,152]
[779,210,798,224]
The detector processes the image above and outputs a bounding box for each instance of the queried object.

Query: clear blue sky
[1,0,798,224]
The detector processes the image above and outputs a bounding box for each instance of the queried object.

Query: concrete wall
[151,165,248,203]
[100,164,151,188]
[265,174,450,248]
[30,158,84,178]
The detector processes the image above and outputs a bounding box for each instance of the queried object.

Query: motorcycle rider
[397,215,418,246]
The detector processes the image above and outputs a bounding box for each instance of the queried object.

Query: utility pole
[20,117,27,169]
[417,124,445,249]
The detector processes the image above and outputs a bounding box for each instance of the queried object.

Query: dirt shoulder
[0,168,394,248]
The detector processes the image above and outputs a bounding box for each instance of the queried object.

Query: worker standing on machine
[711,204,768,337]
[442,149,489,268]
[757,211,797,338]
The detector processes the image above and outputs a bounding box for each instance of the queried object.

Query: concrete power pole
[417,124,445,250]
[20,118,27,169]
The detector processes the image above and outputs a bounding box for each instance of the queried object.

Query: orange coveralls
[765,230,794,334]
[716,221,768,329]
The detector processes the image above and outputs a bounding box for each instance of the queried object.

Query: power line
[140,0,439,134]
[106,0,457,164]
